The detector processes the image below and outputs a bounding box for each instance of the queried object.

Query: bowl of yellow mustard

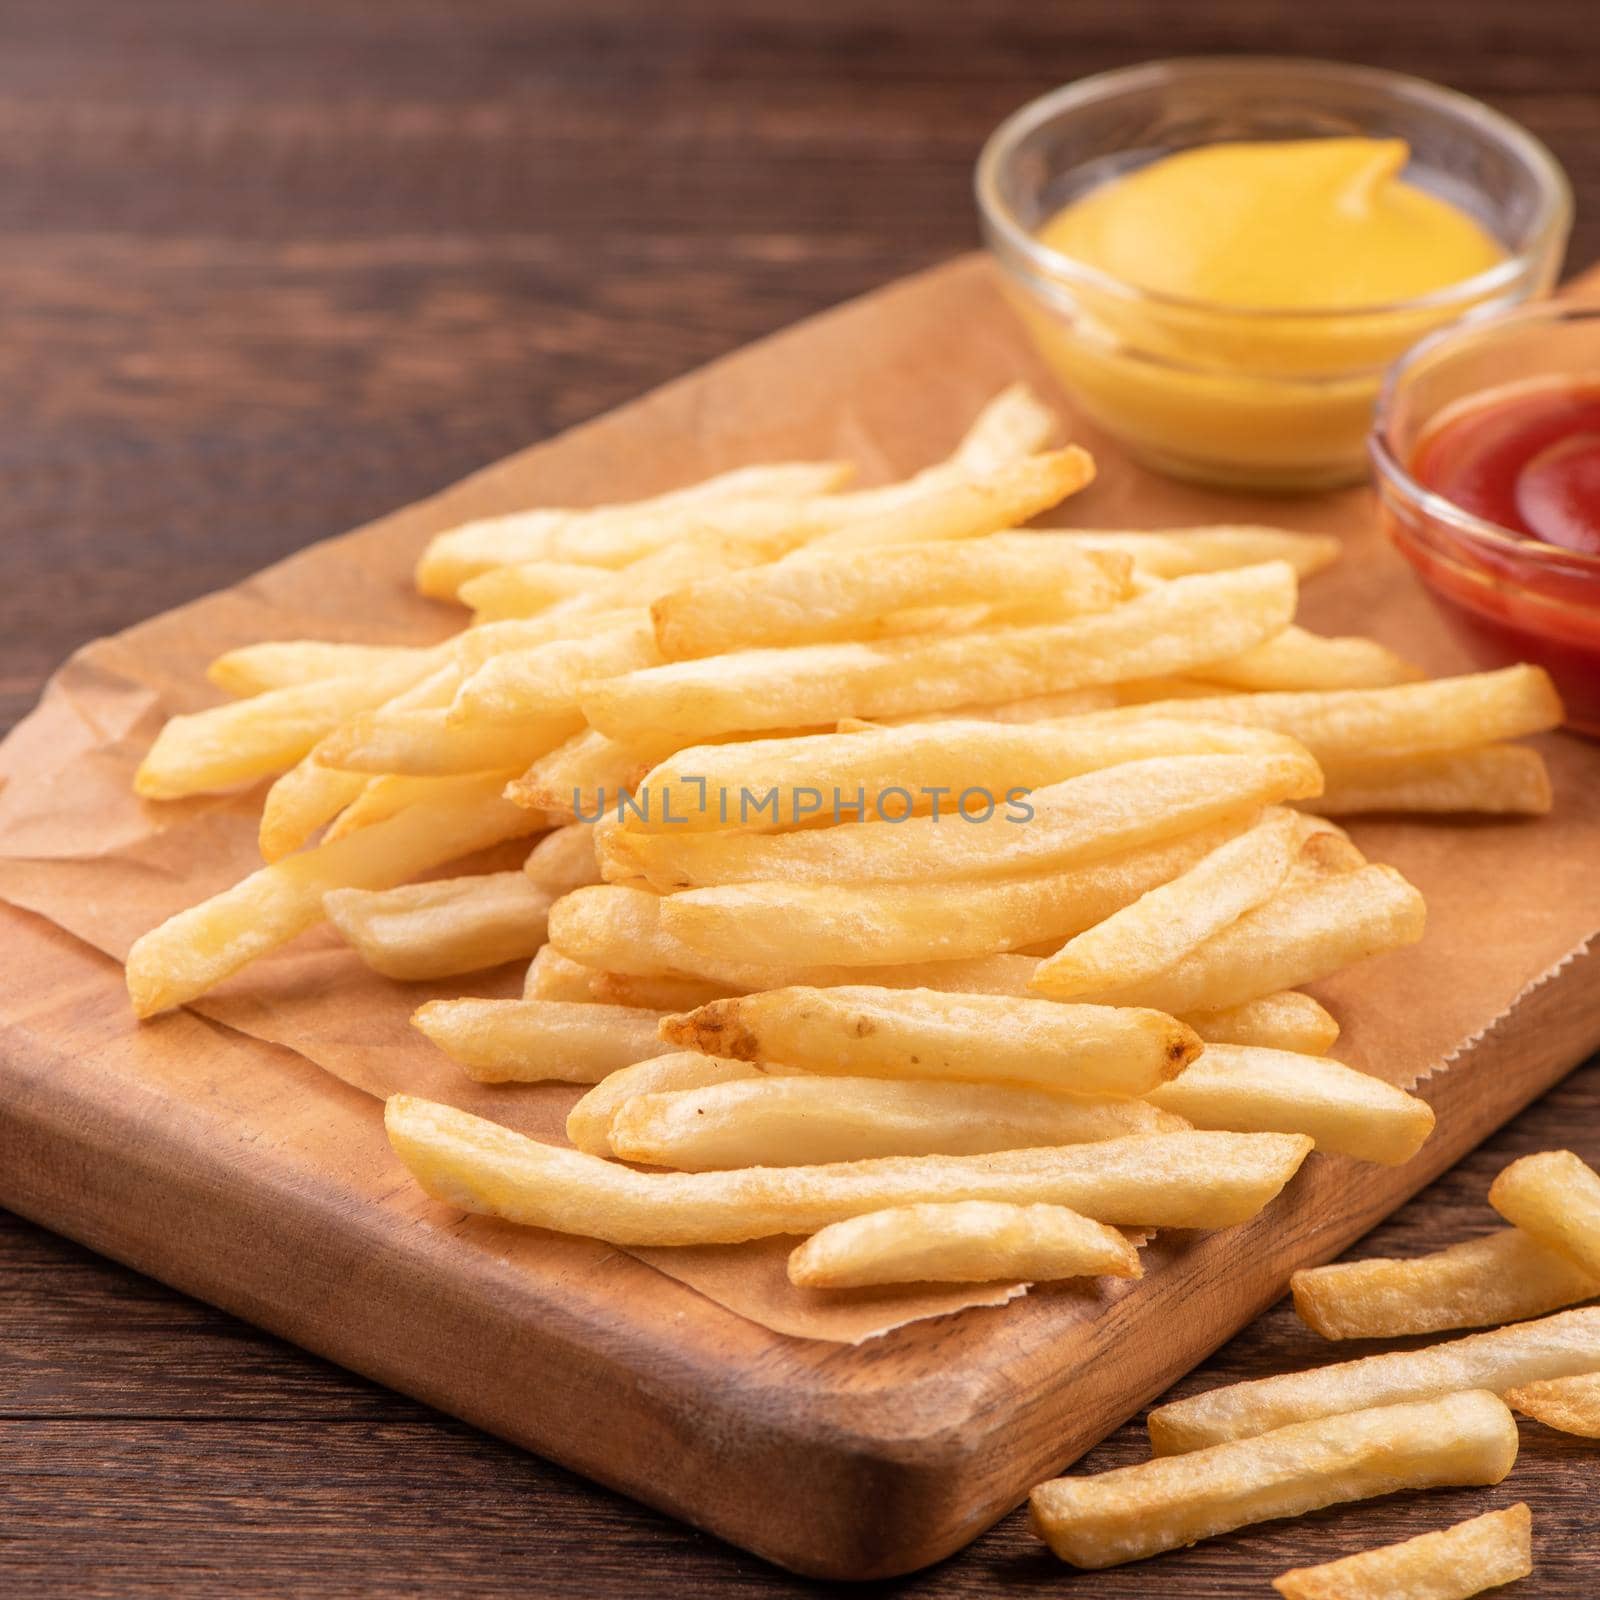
[976,59,1571,491]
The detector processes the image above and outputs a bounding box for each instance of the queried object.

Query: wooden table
[4,3,1598,1593]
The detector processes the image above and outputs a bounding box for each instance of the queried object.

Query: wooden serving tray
[3,256,1599,1580]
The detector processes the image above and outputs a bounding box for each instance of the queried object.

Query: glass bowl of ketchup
[1372,300,1600,735]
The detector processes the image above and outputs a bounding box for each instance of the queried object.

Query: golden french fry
[610,1075,1188,1170]
[1315,744,1553,816]
[1277,1505,1533,1600]
[507,729,643,816]
[1033,809,1301,999]
[461,532,769,622]
[414,460,854,598]
[1184,992,1340,1055]
[259,761,370,862]
[565,1052,784,1156]
[412,997,670,1084]
[523,944,606,1002]
[950,382,1056,470]
[1147,1307,1600,1454]
[802,447,1095,554]
[324,772,532,845]
[207,640,425,697]
[135,660,427,799]
[316,706,584,776]
[1197,624,1423,692]
[660,985,1199,1097]
[651,535,1132,659]
[789,1201,1140,1288]
[1489,1148,1600,1279]
[607,752,1317,890]
[1505,1372,1600,1436]
[1066,664,1563,766]
[591,968,733,1011]
[862,687,1126,725]
[1032,864,1426,1013]
[324,871,551,981]
[654,819,1259,968]
[626,717,1305,836]
[1033,1390,1518,1569]
[126,777,540,1017]
[521,822,601,897]
[583,563,1299,757]
[1146,1044,1435,1166]
[386,1097,1312,1242]
[1050,526,1342,580]
[1292,1229,1600,1342]
[1273,1503,1532,1600]
[450,620,662,725]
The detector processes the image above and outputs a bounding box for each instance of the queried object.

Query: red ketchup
[1412,384,1600,556]
[1394,382,1600,735]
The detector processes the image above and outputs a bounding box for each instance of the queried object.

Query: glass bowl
[1371,300,1600,737]
[976,58,1571,492]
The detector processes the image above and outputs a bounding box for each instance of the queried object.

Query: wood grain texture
[3,0,1600,1594]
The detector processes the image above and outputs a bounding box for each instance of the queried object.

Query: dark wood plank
[3,0,1599,1593]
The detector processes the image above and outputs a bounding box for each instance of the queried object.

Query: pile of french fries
[123,385,1576,1589]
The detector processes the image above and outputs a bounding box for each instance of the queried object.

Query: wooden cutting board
[3,255,1599,1581]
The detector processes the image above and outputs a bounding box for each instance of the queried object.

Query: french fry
[654,818,1257,969]
[522,822,602,897]
[626,717,1305,835]
[523,945,607,1002]
[591,969,734,1012]
[1292,1229,1600,1341]
[1051,526,1341,581]
[1065,664,1563,766]
[863,690,1124,727]
[1031,864,1426,1013]
[1146,1307,1600,1454]
[1184,991,1340,1055]
[1315,744,1553,816]
[257,662,466,857]
[259,760,369,862]
[135,660,427,798]
[650,535,1132,658]
[609,1075,1189,1170]
[413,460,854,598]
[1033,809,1301,999]
[1197,624,1422,692]
[949,381,1056,470]
[789,1201,1140,1288]
[582,563,1299,756]
[802,447,1095,553]
[412,997,670,1084]
[324,871,551,981]
[324,772,532,845]
[1032,1390,1518,1569]
[506,728,643,816]
[1489,1148,1600,1278]
[654,820,1258,968]
[450,619,663,725]
[460,532,770,622]
[1145,1044,1435,1166]
[384,1098,1312,1242]
[207,640,425,697]
[126,777,540,1017]
[565,1052,784,1155]
[1272,1502,1533,1600]
[606,752,1317,889]
[1505,1371,1600,1436]
[660,985,1200,1097]
[316,706,584,777]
